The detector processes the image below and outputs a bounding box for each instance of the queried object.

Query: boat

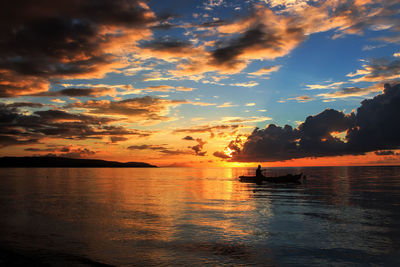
[239,173,303,184]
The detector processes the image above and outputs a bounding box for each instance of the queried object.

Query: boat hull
[239,174,302,184]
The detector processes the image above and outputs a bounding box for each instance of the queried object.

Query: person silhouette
[256,165,263,178]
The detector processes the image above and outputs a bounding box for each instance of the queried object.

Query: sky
[1,0,400,167]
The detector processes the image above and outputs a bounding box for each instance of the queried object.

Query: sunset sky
[1,0,400,167]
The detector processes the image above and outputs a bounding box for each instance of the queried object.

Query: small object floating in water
[239,173,303,184]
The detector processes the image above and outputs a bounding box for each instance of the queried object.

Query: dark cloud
[34,87,117,97]
[225,109,355,162]
[0,135,38,149]
[217,83,400,162]
[211,23,303,67]
[298,109,355,157]
[375,150,398,156]
[347,83,400,152]
[212,25,265,65]
[188,138,207,156]
[0,103,152,148]
[5,102,45,108]
[182,136,194,140]
[150,22,175,30]
[141,39,193,52]
[25,145,96,158]
[0,0,154,97]
[213,151,231,159]
[128,143,193,155]
[157,149,192,155]
[33,109,112,124]
[199,20,227,28]
[128,144,168,150]
[57,147,95,158]
[139,38,200,59]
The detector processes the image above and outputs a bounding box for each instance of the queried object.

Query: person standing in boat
[256,165,264,178]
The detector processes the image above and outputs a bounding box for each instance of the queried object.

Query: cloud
[375,150,399,156]
[171,0,400,77]
[217,102,237,108]
[220,116,272,123]
[143,85,175,92]
[219,109,355,162]
[68,96,186,123]
[346,83,400,152]
[305,81,346,90]
[174,124,242,139]
[347,59,400,83]
[2,0,400,90]
[50,99,65,104]
[25,145,96,158]
[376,35,400,44]
[182,136,195,140]
[0,135,39,149]
[4,102,45,108]
[317,83,384,99]
[34,87,119,98]
[128,144,168,150]
[128,143,194,155]
[285,95,315,102]
[0,0,154,97]
[139,38,203,61]
[0,70,50,97]
[230,82,259,87]
[213,151,231,159]
[175,86,196,92]
[266,0,309,11]
[248,65,281,76]
[109,136,129,143]
[140,85,196,93]
[217,83,400,162]
[362,44,386,51]
[0,103,152,148]
[188,138,207,156]
[156,149,193,155]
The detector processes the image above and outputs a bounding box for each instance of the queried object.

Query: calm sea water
[0,166,399,266]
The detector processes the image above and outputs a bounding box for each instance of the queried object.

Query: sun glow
[224,147,234,158]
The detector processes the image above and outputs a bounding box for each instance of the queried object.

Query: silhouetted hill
[0,156,157,168]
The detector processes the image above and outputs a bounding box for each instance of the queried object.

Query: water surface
[0,167,399,266]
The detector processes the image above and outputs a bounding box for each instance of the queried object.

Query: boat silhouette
[239,173,303,184]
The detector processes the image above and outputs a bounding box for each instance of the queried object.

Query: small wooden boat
[239,173,302,184]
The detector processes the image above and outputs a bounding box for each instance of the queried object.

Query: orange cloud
[347,60,400,83]
[68,96,186,123]
[317,83,384,99]
[248,65,281,76]
[0,0,154,98]
[0,70,50,97]
[170,0,400,77]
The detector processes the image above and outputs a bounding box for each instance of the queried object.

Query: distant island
[0,156,157,168]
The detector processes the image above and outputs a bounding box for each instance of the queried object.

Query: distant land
[0,156,157,168]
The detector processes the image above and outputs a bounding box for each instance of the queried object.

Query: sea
[0,166,399,266]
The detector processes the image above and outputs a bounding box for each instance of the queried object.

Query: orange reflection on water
[72,167,260,244]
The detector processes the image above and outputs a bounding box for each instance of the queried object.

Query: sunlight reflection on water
[0,166,399,266]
